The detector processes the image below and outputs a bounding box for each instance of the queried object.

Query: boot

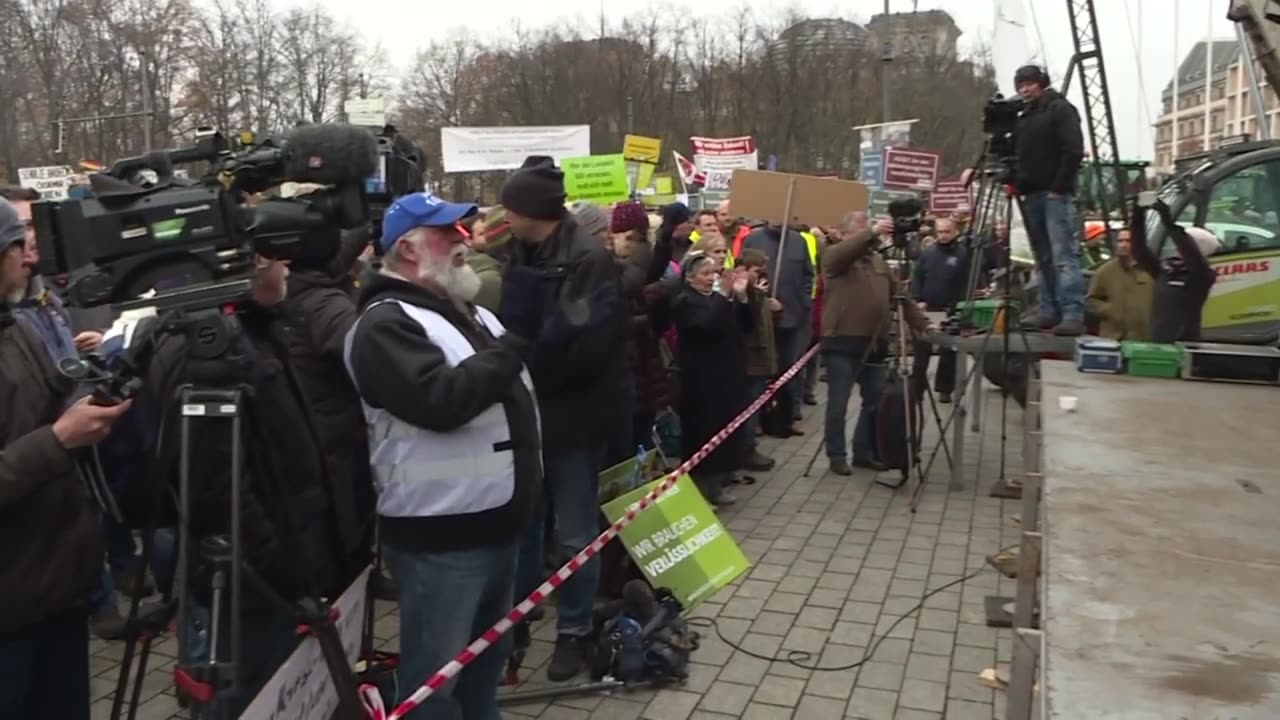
[1051,318,1085,336]
[91,606,127,641]
[1021,313,1059,331]
[744,448,775,472]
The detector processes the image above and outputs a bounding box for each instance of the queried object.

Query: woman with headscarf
[671,252,754,506]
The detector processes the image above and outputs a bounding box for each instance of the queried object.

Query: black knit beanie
[501,165,568,221]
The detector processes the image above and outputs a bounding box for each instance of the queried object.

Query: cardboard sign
[883,147,941,191]
[601,475,750,608]
[18,165,73,201]
[728,169,869,228]
[561,154,631,204]
[623,135,662,164]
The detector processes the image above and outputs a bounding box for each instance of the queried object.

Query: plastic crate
[955,299,1005,330]
[1121,342,1184,379]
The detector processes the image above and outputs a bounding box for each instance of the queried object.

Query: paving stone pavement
[91,371,1027,720]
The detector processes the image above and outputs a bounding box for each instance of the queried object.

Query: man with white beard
[344,192,543,720]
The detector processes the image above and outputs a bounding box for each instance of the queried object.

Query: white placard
[441,125,591,173]
[345,97,387,127]
[18,165,73,201]
[239,567,370,720]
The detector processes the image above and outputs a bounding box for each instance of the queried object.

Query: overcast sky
[302,0,1237,162]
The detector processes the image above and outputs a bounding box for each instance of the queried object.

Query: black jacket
[279,269,375,570]
[1014,90,1085,196]
[911,241,972,310]
[347,273,541,553]
[741,226,814,330]
[1130,217,1216,343]
[0,312,102,635]
[137,304,348,603]
[506,214,626,451]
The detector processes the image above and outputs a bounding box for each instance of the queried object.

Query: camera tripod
[916,155,1041,495]
[68,284,371,720]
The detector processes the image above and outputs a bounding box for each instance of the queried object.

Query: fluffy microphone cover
[282,124,378,186]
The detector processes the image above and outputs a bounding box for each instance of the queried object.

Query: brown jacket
[1086,257,1154,341]
[0,312,103,635]
[744,287,778,377]
[821,230,929,340]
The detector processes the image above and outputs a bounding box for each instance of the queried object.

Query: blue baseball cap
[379,192,478,251]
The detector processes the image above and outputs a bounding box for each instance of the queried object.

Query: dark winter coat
[505,214,626,451]
[911,241,972,310]
[134,303,350,603]
[673,288,754,475]
[279,269,376,569]
[741,226,815,330]
[1014,89,1085,196]
[0,312,102,635]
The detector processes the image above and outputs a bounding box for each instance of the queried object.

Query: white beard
[422,251,481,305]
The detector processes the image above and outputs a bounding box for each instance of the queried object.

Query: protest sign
[18,165,73,201]
[883,147,941,191]
[930,178,972,213]
[598,449,660,504]
[440,125,591,172]
[623,135,662,164]
[729,169,869,229]
[561,154,631,204]
[601,475,750,608]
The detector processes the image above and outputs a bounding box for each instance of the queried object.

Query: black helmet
[1014,65,1050,89]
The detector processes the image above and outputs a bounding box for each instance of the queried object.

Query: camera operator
[820,212,931,476]
[0,197,133,720]
[1012,64,1087,337]
[127,250,348,715]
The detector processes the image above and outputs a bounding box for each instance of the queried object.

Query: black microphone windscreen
[621,579,658,621]
[283,124,378,187]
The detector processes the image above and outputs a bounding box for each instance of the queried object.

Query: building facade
[867,9,962,59]
[1153,39,1280,172]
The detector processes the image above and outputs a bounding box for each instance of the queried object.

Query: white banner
[690,135,758,176]
[441,125,591,173]
[18,165,73,201]
[239,568,370,720]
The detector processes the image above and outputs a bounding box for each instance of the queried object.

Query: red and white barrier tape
[362,343,822,720]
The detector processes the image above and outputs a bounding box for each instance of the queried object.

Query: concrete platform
[1039,364,1280,720]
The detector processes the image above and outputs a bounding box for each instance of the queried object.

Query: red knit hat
[610,201,650,234]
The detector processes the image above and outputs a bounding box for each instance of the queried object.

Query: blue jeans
[516,446,604,637]
[1023,192,1085,322]
[89,562,117,616]
[0,611,90,720]
[823,346,887,462]
[386,542,517,720]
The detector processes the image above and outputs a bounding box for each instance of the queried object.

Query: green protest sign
[562,154,631,204]
[601,475,751,608]
[598,449,660,505]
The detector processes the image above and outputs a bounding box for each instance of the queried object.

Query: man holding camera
[0,196,133,720]
[1013,64,1087,337]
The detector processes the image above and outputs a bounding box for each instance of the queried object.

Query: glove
[499,265,547,341]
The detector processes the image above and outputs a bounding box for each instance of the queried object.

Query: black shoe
[547,635,590,682]
[113,568,155,600]
[526,605,546,622]
[1021,313,1059,331]
[938,392,952,404]
[91,607,126,641]
[803,393,818,405]
[744,449,775,472]
[853,458,889,472]
[1052,318,1085,337]
[829,460,853,476]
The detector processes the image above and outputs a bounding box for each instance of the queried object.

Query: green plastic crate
[1121,342,1184,379]
[955,299,1006,329]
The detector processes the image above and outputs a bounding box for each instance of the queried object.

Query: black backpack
[874,375,922,472]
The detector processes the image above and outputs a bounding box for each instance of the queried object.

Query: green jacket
[745,286,777,378]
[1086,257,1154,341]
[467,251,503,313]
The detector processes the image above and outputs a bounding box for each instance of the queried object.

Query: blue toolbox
[1075,337,1124,374]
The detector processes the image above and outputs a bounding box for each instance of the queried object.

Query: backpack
[874,375,923,474]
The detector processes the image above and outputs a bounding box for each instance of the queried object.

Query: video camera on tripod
[888,197,925,248]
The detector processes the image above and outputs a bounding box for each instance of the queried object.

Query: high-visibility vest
[724,226,752,269]
[801,231,819,298]
[343,299,538,519]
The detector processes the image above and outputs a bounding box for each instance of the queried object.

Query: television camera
[888,196,925,247]
[982,94,1026,164]
[32,123,382,310]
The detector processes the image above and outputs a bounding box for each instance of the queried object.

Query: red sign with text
[930,178,971,213]
[883,147,941,191]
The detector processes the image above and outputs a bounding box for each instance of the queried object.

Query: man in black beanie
[499,161,625,682]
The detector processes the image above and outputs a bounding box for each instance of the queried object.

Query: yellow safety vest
[802,231,818,298]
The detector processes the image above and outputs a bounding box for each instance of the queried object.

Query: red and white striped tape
[363,343,822,720]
